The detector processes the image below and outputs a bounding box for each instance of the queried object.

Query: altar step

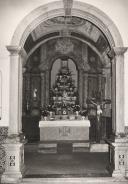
[25,143,108,153]
[90,143,108,152]
[38,142,90,153]
[21,177,128,184]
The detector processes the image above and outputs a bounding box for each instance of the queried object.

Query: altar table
[39,120,90,142]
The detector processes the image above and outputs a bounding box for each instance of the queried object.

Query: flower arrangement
[80,109,88,117]
[40,107,48,117]
[47,104,55,112]
[73,104,80,112]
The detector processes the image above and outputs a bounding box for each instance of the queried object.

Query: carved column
[78,70,83,108]
[108,47,128,178]
[6,46,23,135]
[113,47,127,135]
[40,72,45,107]
[1,46,26,183]
[45,70,50,105]
[83,72,88,107]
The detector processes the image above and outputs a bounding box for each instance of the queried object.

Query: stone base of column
[112,169,125,178]
[1,170,25,184]
[108,137,128,178]
[1,136,26,183]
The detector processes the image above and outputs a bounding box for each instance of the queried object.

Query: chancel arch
[2,1,128,183]
[21,35,112,143]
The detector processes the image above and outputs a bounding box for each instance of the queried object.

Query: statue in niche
[63,90,68,98]
[33,88,38,99]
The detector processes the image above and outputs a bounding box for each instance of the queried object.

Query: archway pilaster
[6,46,23,135]
[113,47,127,135]
[1,46,26,183]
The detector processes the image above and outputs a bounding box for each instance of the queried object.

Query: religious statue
[33,88,37,99]
[63,90,68,98]
[87,94,111,143]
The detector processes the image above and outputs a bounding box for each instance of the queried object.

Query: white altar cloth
[39,120,90,127]
[39,120,90,142]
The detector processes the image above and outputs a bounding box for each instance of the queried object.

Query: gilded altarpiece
[22,38,112,142]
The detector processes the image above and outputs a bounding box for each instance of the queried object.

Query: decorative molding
[31,16,104,48]
[4,133,26,144]
[119,154,125,166]
[113,47,127,56]
[6,46,27,59]
[6,45,22,55]
[63,0,73,16]
[10,1,123,48]
[55,38,74,54]
[107,49,115,60]
[43,16,85,26]
[9,156,15,167]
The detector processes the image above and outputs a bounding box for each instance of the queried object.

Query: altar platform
[38,119,90,153]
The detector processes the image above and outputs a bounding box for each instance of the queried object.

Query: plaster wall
[0,0,128,126]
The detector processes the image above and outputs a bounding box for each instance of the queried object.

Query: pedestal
[1,137,26,183]
[108,137,128,178]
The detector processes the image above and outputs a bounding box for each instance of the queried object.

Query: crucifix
[87,94,111,143]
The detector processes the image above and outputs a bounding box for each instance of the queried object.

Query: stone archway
[2,1,128,183]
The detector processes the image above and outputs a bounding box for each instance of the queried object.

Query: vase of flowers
[73,104,80,116]
[47,105,55,117]
[80,108,88,117]
[41,107,48,120]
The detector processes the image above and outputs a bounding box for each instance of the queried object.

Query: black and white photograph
[0,0,128,183]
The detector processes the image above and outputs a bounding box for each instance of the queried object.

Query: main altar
[39,119,90,142]
[22,50,112,145]
[39,119,90,153]
[38,59,91,153]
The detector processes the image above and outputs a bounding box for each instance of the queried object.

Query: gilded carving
[55,38,74,54]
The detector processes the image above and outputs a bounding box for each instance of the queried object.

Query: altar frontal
[39,120,90,142]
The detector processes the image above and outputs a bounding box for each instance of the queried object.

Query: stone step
[90,143,108,152]
[21,177,128,184]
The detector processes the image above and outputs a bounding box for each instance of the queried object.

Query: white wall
[0,0,128,126]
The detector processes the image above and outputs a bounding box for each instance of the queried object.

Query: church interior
[0,0,128,183]
[21,16,112,177]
